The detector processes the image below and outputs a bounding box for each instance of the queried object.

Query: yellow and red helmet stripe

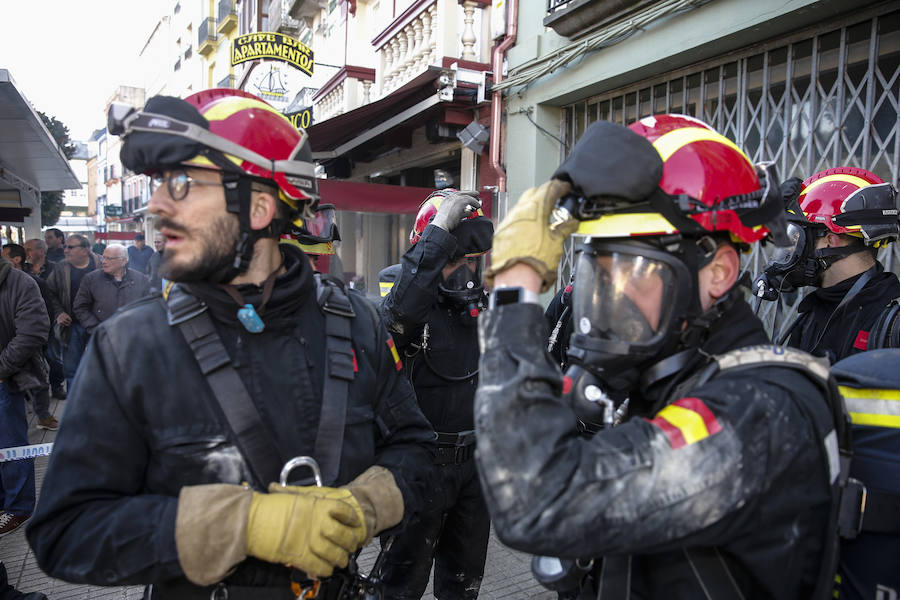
[646,397,722,449]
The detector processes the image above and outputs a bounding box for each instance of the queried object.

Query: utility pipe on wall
[489,0,518,194]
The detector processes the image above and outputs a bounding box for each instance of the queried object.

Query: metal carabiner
[281,456,324,600]
[280,456,323,488]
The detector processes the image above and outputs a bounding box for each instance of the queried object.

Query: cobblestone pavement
[1,397,555,599]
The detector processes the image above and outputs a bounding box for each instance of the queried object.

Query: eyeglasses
[65,244,87,250]
[151,169,224,201]
[100,256,125,262]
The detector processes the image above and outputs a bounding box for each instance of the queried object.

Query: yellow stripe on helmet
[202,96,286,123]
[575,213,678,238]
[799,174,872,198]
[652,127,751,164]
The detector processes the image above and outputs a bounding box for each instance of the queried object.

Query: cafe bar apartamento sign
[232,32,314,77]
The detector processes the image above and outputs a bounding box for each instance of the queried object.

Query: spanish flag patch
[386,336,403,371]
[646,397,722,449]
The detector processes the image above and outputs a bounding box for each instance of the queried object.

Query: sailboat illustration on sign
[253,64,288,100]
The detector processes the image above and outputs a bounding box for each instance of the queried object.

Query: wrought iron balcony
[217,0,238,35]
[217,74,236,88]
[545,0,660,39]
[199,17,218,56]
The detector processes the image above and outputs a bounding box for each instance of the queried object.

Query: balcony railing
[268,0,302,36]
[199,17,218,56]
[372,0,490,100]
[312,66,376,122]
[217,0,238,34]
[544,0,660,38]
[217,74,236,88]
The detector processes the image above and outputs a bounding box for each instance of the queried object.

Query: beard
[157,214,240,283]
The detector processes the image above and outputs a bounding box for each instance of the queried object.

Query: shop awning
[319,179,491,217]
[308,68,446,158]
[0,70,80,192]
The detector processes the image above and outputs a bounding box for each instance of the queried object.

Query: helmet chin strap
[203,152,293,284]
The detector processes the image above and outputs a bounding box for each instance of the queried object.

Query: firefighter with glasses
[26,89,434,599]
[475,115,846,598]
[754,167,900,360]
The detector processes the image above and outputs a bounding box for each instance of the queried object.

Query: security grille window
[559,7,900,334]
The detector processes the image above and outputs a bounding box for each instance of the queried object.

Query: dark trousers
[379,454,490,600]
[45,339,63,390]
[0,384,35,516]
[61,323,87,392]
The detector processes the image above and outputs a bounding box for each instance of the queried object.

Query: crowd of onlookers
[0,228,165,548]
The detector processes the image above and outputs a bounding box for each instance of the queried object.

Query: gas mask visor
[767,221,807,272]
[570,241,689,357]
[296,204,340,245]
[441,256,484,293]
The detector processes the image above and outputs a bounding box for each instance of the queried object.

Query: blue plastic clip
[237,304,265,333]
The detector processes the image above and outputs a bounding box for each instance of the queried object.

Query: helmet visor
[297,204,338,244]
[767,222,807,269]
[571,249,678,347]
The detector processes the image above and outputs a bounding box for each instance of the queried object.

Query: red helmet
[796,167,898,244]
[574,114,777,244]
[182,88,317,207]
[409,188,486,248]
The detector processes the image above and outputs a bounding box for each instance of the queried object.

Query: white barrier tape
[0,443,53,462]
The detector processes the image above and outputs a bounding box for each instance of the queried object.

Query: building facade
[499,0,900,325]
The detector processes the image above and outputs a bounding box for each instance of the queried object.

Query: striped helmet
[575,114,777,245]
[796,167,899,246]
[182,88,317,209]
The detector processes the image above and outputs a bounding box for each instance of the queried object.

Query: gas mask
[753,222,867,300]
[438,256,486,321]
[562,240,694,423]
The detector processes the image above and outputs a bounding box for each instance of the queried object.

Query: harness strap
[167,285,282,488]
[595,555,631,600]
[683,547,746,600]
[313,273,355,486]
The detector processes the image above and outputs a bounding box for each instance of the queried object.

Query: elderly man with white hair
[73,244,152,335]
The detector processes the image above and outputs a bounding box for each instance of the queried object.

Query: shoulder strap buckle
[315,273,356,318]
[165,284,208,326]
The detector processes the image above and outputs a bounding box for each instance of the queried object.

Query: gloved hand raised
[246,484,367,576]
[484,179,578,292]
[431,191,481,232]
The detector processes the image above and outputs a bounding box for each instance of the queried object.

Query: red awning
[95,231,138,240]
[318,179,491,217]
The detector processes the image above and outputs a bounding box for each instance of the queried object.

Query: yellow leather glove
[340,466,404,545]
[246,484,368,577]
[484,179,578,292]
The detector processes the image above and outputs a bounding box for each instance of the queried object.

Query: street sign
[105,205,123,217]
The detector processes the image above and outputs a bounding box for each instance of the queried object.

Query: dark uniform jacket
[73,267,152,334]
[475,296,834,599]
[0,258,50,383]
[26,244,435,589]
[381,224,480,433]
[788,266,900,362]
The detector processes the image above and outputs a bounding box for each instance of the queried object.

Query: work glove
[431,191,481,232]
[484,179,578,292]
[340,465,404,545]
[247,484,367,577]
[174,483,366,586]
